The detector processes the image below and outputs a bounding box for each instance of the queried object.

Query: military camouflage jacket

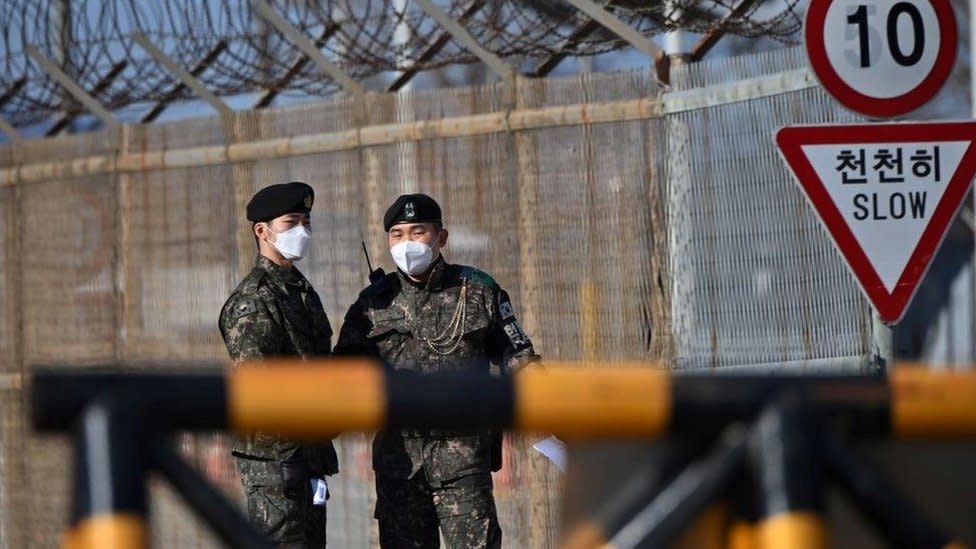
[219,254,338,475]
[334,257,539,482]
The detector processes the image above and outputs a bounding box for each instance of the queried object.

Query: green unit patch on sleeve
[460,266,498,290]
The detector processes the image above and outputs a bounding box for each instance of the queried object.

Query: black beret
[383,193,442,232]
[246,182,314,222]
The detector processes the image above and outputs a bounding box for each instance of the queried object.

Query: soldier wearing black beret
[219,181,336,548]
[336,193,541,549]
[382,192,442,231]
[246,180,315,223]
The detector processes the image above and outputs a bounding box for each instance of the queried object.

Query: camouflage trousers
[375,471,501,549]
[235,455,328,549]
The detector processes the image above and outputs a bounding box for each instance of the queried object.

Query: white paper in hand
[311,477,329,507]
[532,436,567,473]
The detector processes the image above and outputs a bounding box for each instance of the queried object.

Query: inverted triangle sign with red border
[777,121,976,324]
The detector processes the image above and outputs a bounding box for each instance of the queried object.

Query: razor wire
[0,0,802,127]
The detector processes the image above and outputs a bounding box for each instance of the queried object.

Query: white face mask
[390,240,434,276]
[268,225,310,261]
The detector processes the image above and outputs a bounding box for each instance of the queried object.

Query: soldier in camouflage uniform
[334,193,540,549]
[219,181,337,548]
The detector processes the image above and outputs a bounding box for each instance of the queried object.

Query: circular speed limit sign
[805,0,957,118]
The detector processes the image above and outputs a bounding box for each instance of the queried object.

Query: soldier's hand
[511,357,544,374]
[281,455,310,501]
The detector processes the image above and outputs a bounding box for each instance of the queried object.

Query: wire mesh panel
[514,71,667,362]
[666,47,872,370]
[0,187,16,374]
[119,165,235,364]
[0,189,14,549]
[0,181,26,549]
[14,132,120,369]
[20,174,118,365]
[8,135,123,548]
[0,390,28,549]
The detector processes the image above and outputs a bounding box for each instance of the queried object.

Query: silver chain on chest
[421,279,468,355]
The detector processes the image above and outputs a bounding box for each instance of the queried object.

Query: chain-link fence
[0,46,872,547]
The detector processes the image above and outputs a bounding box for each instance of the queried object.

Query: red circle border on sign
[805,0,958,119]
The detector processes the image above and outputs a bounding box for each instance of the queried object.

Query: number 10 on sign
[805,0,957,118]
[847,3,925,68]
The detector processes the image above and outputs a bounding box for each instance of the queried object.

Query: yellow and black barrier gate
[31,360,976,549]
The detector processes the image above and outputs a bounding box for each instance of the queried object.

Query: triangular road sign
[777,121,976,324]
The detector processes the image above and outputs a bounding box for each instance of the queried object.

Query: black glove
[281,453,310,502]
[369,268,386,286]
[303,443,339,477]
[488,430,503,472]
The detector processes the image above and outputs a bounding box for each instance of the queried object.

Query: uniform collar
[397,255,451,292]
[256,254,305,289]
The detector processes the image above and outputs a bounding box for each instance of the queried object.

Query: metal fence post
[66,394,147,549]
[751,396,827,549]
[822,431,957,549]
[604,426,748,549]
[873,311,894,371]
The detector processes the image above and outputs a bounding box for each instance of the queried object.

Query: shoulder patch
[460,266,499,291]
[234,300,258,318]
[222,293,263,325]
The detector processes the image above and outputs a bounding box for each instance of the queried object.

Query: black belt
[400,428,480,438]
[231,450,275,462]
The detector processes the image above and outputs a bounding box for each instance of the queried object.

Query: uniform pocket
[432,472,495,519]
[367,309,409,339]
[424,435,490,483]
[236,458,300,539]
[459,315,491,339]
